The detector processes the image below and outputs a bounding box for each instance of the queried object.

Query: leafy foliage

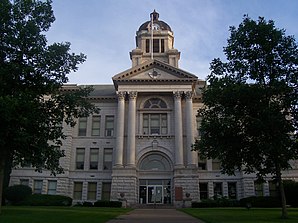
[193,16,298,218]
[0,0,98,213]
[0,0,98,173]
[4,184,32,204]
[20,194,72,206]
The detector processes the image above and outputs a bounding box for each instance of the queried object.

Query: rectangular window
[47,180,57,195]
[76,148,85,170]
[90,148,99,170]
[73,182,83,200]
[103,148,113,170]
[105,116,114,136]
[213,182,223,197]
[143,114,167,135]
[153,39,160,53]
[255,181,263,196]
[269,181,278,197]
[212,158,221,170]
[102,182,111,201]
[33,180,43,194]
[199,183,208,200]
[146,39,150,53]
[196,115,202,137]
[161,39,165,53]
[20,179,29,186]
[87,182,97,200]
[78,117,87,136]
[91,115,101,136]
[198,155,207,170]
[228,182,237,199]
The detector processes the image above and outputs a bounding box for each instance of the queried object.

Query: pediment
[112,59,198,84]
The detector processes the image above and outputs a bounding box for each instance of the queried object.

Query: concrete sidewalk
[106,209,205,223]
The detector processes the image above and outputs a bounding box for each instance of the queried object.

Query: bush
[239,196,280,208]
[20,194,72,206]
[4,185,32,204]
[94,200,122,207]
[284,180,298,207]
[82,201,94,207]
[192,197,240,208]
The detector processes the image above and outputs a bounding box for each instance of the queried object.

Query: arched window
[139,154,171,171]
[143,98,168,135]
[144,98,167,109]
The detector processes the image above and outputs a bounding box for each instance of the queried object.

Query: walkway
[106,209,205,223]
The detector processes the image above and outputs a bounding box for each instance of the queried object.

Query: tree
[0,0,98,213]
[193,16,298,219]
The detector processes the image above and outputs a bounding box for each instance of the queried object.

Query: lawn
[0,206,132,223]
[181,208,298,223]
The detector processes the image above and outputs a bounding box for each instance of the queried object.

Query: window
[47,180,57,195]
[33,180,43,194]
[103,148,113,170]
[76,148,85,170]
[153,39,159,53]
[228,182,237,199]
[142,98,168,135]
[146,39,150,53]
[213,182,223,197]
[212,158,221,170]
[254,181,263,196]
[87,182,97,200]
[269,181,278,197]
[161,39,165,53]
[139,154,171,171]
[196,115,202,137]
[105,116,114,136]
[143,114,167,135]
[199,183,208,200]
[101,182,111,201]
[73,182,83,200]
[91,115,101,136]
[198,155,207,170]
[90,148,99,170]
[20,179,29,186]
[78,117,87,136]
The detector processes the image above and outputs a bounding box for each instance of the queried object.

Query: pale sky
[46,0,298,84]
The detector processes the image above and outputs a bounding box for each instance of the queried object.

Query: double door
[147,185,163,204]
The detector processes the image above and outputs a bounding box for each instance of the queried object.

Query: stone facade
[9,10,298,207]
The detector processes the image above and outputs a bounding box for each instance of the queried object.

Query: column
[114,91,125,167]
[127,91,137,167]
[173,91,184,167]
[185,91,197,167]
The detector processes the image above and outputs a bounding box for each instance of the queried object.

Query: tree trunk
[0,157,6,215]
[276,169,288,219]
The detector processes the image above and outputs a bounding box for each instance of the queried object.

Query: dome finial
[150,9,159,21]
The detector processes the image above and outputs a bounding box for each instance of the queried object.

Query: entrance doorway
[139,179,171,204]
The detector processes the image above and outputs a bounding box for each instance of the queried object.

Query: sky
[46,0,298,84]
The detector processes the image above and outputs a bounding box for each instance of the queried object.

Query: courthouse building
[9,10,298,207]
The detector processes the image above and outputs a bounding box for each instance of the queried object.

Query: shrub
[21,194,72,206]
[239,196,280,208]
[82,201,94,207]
[94,200,122,207]
[284,180,298,207]
[192,197,240,208]
[4,185,32,204]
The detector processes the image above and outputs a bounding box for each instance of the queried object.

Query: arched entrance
[138,152,173,204]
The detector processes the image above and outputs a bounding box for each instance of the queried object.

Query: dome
[138,10,172,32]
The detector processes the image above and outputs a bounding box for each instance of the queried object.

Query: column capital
[185,91,193,100]
[173,91,183,99]
[128,91,137,99]
[117,91,126,100]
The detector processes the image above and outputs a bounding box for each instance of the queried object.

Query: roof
[138,10,172,32]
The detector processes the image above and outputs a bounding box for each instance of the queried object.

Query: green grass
[0,206,132,223]
[181,208,298,223]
